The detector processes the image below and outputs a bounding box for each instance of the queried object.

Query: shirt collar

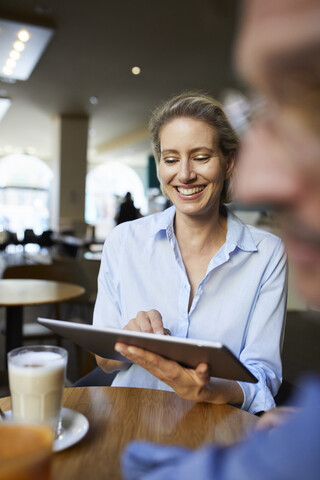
[148,205,258,253]
[148,206,176,237]
[226,209,258,253]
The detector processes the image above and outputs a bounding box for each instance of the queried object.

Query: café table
[0,386,258,480]
[0,279,85,355]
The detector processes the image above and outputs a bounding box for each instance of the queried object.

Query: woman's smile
[175,185,206,196]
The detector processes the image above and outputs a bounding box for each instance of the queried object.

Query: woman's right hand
[96,310,166,374]
[124,309,165,335]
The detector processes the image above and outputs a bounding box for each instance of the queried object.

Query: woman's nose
[178,160,196,183]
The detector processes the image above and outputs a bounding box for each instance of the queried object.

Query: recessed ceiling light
[9,50,20,60]
[131,66,141,75]
[6,58,16,68]
[17,29,30,42]
[13,40,25,52]
[89,96,99,105]
[2,66,12,76]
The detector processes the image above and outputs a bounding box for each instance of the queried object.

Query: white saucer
[4,408,89,452]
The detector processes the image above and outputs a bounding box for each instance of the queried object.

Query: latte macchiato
[8,346,68,433]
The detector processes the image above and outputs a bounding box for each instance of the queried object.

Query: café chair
[21,228,39,248]
[37,230,54,249]
[73,366,116,387]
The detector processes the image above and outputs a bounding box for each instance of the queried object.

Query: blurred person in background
[121,0,320,478]
[116,191,142,225]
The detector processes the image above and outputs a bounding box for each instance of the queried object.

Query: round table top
[0,386,258,480]
[0,279,85,306]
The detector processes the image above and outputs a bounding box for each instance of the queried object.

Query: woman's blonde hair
[149,91,239,204]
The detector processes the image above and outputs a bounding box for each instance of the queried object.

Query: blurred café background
[0,0,319,395]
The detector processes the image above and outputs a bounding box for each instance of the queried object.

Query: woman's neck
[174,207,228,254]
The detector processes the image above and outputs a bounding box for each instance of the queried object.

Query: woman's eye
[163,158,178,164]
[194,156,209,162]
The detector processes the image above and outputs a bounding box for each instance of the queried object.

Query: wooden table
[0,279,85,354]
[1,386,258,480]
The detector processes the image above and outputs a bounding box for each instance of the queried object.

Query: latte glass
[8,345,68,435]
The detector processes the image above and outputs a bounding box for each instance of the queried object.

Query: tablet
[37,318,257,383]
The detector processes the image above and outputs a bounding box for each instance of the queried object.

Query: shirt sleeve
[92,227,124,329]
[237,237,288,413]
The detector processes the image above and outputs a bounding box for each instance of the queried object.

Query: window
[0,154,53,239]
[85,161,147,240]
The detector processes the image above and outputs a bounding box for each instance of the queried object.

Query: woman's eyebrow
[161,149,179,154]
[161,147,214,155]
[189,147,215,153]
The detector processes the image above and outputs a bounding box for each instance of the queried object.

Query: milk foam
[10,351,65,372]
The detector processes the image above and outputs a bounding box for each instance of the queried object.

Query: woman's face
[158,117,234,219]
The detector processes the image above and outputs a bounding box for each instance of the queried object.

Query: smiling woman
[93,92,288,414]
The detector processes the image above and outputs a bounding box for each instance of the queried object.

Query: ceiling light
[13,41,25,52]
[131,66,141,75]
[2,66,12,76]
[0,97,11,121]
[0,18,54,81]
[17,29,30,42]
[6,58,16,68]
[89,96,99,105]
[9,50,20,60]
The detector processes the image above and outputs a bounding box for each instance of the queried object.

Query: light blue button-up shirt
[93,206,287,413]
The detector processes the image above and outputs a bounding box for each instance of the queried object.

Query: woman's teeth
[177,186,205,196]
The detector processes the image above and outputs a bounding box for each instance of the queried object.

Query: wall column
[51,114,88,234]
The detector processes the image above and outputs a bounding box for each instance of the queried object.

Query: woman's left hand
[114,342,214,403]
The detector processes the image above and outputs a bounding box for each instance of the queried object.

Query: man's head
[234,0,320,305]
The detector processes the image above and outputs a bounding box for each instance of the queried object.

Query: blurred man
[235,0,320,308]
[121,0,320,478]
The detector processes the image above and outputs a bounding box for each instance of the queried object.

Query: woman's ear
[156,159,170,200]
[225,151,236,180]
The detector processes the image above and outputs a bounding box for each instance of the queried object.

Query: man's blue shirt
[122,376,320,480]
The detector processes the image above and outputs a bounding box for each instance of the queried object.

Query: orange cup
[0,423,54,480]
